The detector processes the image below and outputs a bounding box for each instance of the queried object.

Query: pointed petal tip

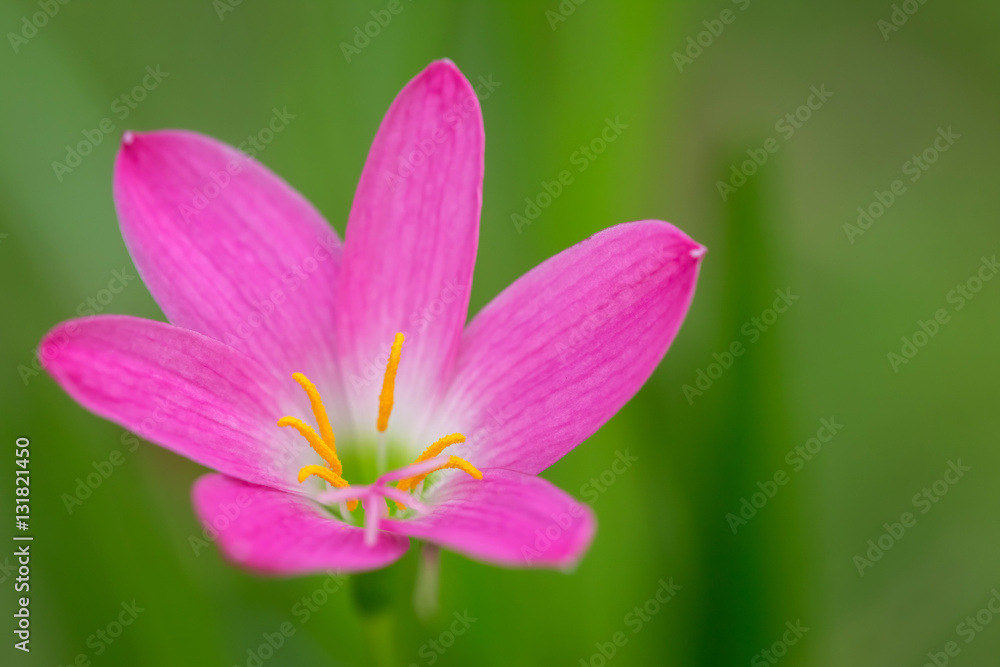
[416,58,474,93]
[115,130,153,170]
[119,129,165,152]
[690,245,708,260]
[428,58,468,81]
[37,318,80,371]
[428,57,458,72]
[116,131,145,168]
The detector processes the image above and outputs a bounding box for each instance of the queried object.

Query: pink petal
[435,221,704,473]
[381,469,595,570]
[114,129,344,391]
[41,315,305,492]
[193,474,409,574]
[336,60,483,434]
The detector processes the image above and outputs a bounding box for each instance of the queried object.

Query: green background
[2,0,999,665]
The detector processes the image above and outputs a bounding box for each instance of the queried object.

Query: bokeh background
[2,1,999,665]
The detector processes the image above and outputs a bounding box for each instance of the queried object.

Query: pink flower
[40,60,704,575]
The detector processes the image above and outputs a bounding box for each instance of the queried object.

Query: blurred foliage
[1,0,999,665]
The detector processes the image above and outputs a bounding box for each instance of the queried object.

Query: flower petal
[41,315,306,492]
[433,221,704,473]
[381,469,595,570]
[114,129,343,389]
[336,60,483,437]
[193,474,409,574]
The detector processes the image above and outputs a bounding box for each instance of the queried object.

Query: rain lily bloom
[40,60,704,576]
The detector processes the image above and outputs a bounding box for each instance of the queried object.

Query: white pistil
[381,486,430,514]
[362,493,383,547]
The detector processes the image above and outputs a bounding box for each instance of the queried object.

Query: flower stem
[413,543,441,621]
[360,611,395,667]
[351,565,400,666]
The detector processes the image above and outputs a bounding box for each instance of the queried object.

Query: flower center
[277,332,481,516]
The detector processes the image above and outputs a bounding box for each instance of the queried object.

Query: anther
[377,333,405,432]
[398,455,482,493]
[298,466,358,512]
[291,373,340,474]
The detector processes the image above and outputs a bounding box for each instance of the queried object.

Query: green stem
[351,564,402,666]
[413,543,441,621]
[360,611,395,667]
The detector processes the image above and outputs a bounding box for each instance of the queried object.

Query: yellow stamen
[394,455,482,511]
[279,373,342,474]
[291,373,339,469]
[277,351,482,518]
[279,373,357,512]
[396,433,466,492]
[377,333,405,432]
[395,456,482,509]
[411,433,466,465]
[394,434,475,510]
[297,464,349,487]
[441,456,482,479]
[277,416,342,476]
[298,466,358,511]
